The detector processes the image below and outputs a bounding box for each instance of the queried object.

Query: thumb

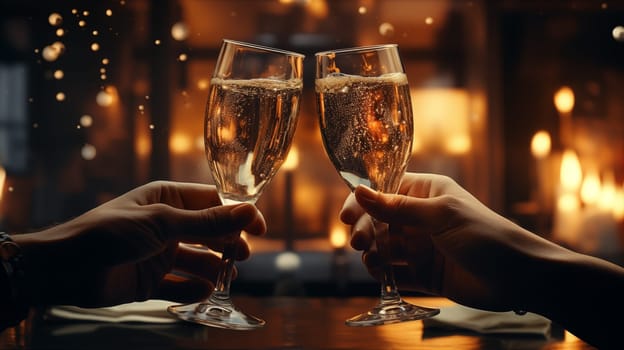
[353,185,448,230]
[166,203,267,243]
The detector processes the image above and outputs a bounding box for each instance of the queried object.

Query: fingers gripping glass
[168,40,304,330]
[315,44,439,326]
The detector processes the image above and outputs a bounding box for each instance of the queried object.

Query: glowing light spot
[53,70,64,79]
[81,144,97,160]
[149,124,155,130]
[55,92,66,101]
[425,16,434,25]
[96,89,115,107]
[91,43,100,51]
[78,20,86,27]
[83,11,90,16]
[80,115,93,127]
[613,26,624,42]
[138,105,145,111]
[530,130,551,159]
[106,9,113,16]
[379,22,395,37]
[560,149,582,191]
[358,6,367,14]
[169,133,192,154]
[154,39,161,45]
[76,125,81,129]
[92,30,99,36]
[71,9,78,15]
[274,251,301,272]
[178,53,188,61]
[601,3,608,9]
[56,28,65,37]
[52,41,65,53]
[32,123,39,128]
[42,44,60,61]
[102,58,110,65]
[554,86,575,114]
[8,186,14,193]
[330,225,348,248]
[197,79,209,90]
[100,74,107,80]
[48,13,63,26]
[171,22,189,41]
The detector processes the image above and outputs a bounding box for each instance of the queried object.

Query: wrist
[0,232,29,328]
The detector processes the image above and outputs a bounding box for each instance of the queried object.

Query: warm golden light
[530,130,551,159]
[282,146,299,171]
[554,86,575,114]
[411,88,470,154]
[169,132,192,155]
[558,193,580,212]
[171,22,189,41]
[580,170,601,206]
[598,173,616,211]
[613,185,624,221]
[96,86,118,107]
[0,166,6,202]
[445,134,471,155]
[560,149,582,191]
[330,224,348,249]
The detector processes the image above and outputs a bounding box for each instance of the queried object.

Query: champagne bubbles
[613,26,624,42]
[379,22,395,37]
[171,22,189,41]
[48,13,63,26]
[81,144,97,160]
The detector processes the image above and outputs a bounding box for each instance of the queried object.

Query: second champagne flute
[315,44,440,326]
[168,39,304,330]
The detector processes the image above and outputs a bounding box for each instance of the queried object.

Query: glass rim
[315,44,398,57]
[223,39,305,58]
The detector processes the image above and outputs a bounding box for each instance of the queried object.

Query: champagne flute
[168,39,304,330]
[315,44,439,326]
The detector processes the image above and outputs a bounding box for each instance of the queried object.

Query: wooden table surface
[0,296,597,350]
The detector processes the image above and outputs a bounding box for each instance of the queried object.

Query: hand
[14,181,266,308]
[340,173,570,312]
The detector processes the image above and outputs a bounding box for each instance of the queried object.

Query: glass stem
[371,216,402,304]
[210,236,239,301]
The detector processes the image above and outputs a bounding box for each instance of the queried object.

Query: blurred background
[1,0,623,297]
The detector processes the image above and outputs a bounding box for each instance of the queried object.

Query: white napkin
[46,299,178,324]
[423,304,551,336]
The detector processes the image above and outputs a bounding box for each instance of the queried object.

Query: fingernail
[230,203,255,221]
[355,185,378,204]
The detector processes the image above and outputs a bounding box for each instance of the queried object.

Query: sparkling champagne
[316,72,413,193]
[205,77,302,203]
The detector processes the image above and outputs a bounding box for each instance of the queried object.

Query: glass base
[167,296,265,330]
[345,299,439,327]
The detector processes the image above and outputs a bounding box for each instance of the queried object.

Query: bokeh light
[171,22,189,41]
[48,13,63,26]
[379,22,395,37]
[81,144,97,160]
[53,70,64,79]
[80,115,93,127]
[613,26,624,42]
[55,92,66,101]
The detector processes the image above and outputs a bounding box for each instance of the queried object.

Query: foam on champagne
[315,72,408,93]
